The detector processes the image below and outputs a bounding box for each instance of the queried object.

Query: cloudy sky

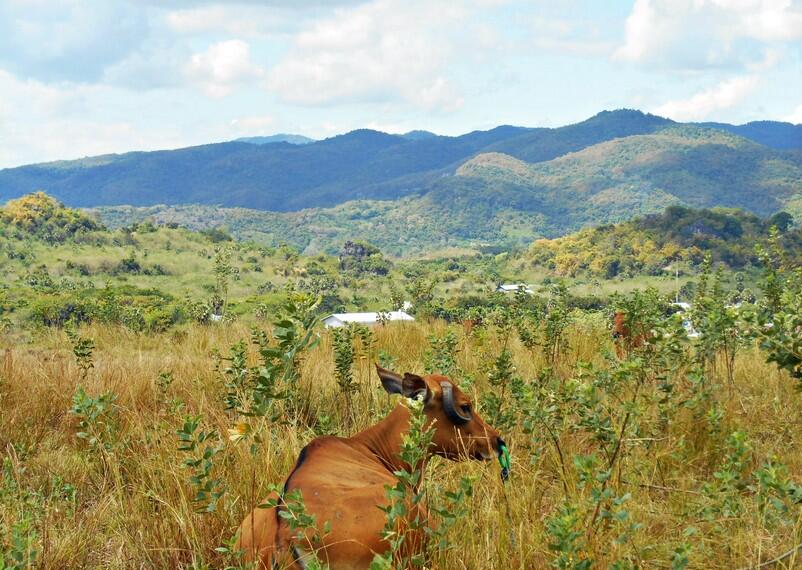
[1,0,801,167]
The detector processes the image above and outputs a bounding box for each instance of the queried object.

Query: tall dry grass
[0,319,800,569]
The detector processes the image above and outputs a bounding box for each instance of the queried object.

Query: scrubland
[2,313,801,569]
[2,193,801,568]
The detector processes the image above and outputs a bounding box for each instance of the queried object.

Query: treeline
[527,206,801,277]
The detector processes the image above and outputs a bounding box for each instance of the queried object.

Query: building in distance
[322,311,415,329]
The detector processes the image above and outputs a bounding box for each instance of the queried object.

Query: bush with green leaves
[690,259,743,386]
[66,329,95,379]
[522,282,572,365]
[177,415,226,513]
[215,295,321,427]
[423,330,460,378]
[70,387,118,452]
[332,325,356,396]
[751,229,802,386]
[481,347,524,432]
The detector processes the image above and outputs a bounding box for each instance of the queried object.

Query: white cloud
[785,103,802,124]
[615,0,802,70]
[0,69,190,167]
[185,40,264,97]
[653,75,759,120]
[266,0,467,111]
[731,0,802,42]
[166,6,285,37]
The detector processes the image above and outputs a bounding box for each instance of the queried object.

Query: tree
[767,211,793,233]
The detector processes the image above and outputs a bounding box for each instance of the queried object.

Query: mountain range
[234,134,315,145]
[2,109,801,255]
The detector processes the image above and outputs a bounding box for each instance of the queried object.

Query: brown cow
[612,311,652,358]
[236,365,505,569]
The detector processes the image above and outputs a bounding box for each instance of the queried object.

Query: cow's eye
[461,404,472,414]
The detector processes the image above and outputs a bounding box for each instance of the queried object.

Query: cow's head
[376,365,504,462]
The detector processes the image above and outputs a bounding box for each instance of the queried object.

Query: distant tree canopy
[1,191,104,243]
[199,227,233,243]
[768,211,794,233]
[338,240,391,276]
[527,206,802,278]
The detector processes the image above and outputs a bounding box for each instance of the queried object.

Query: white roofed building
[322,311,415,329]
[497,284,534,295]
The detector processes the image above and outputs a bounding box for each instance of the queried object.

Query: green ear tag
[498,444,511,482]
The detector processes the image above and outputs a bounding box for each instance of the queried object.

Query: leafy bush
[1,192,103,243]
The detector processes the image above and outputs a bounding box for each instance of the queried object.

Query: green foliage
[690,260,743,385]
[423,330,459,377]
[751,228,802,385]
[338,241,391,276]
[701,431,752,519]
[515,283,572,365]
[66,329,95,379]
[177,415,225,513]
[0,192,103,244]
[24,284,183,332]
[185,297,212,324]
[372,398,434,569]
[256,485,330,569]
[0,516,38,570]
[481,345,523,431]
[407,278,436,319]
[71,387,118,452]
[215,295,321,424]
[221,340,249,413]
[156,370,174,394]
[332,326,356,395]
[200,227,233,243]
[545,502,592,569]
[213,247,236,316]
[528,206,802,278]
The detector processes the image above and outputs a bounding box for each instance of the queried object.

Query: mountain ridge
[234,134,315,145]
[89,125,802,256]
[2,109,799,213]
[3,110,802,255]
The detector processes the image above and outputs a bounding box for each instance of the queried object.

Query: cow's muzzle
[497,437,510,482]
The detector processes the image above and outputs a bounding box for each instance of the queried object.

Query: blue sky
[0,0,801,167]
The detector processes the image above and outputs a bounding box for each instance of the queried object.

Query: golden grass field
[1,318,800,569]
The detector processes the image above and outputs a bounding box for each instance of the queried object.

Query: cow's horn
[440,382,471,425]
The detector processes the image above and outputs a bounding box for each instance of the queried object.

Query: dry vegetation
[2,314,801,569]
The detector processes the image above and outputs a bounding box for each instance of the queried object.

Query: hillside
[438,125,802,229]
[0,125,531,210]
[92,126,802,255]
[525,205,802,277]
[4,193,783,334]
[234,134,314,145]
[2,110,799,214]
[697,120,802,150]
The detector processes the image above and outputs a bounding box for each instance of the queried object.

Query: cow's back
[280,437,397,568]
[239,436,401,569]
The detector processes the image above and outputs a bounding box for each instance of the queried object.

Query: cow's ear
[376,365,404,395]
[402,373,430,402]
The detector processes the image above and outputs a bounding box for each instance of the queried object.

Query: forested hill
[1,109,800,213]
[696,120,802,150]
[525,206,802,277]
[87,124,802,256]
